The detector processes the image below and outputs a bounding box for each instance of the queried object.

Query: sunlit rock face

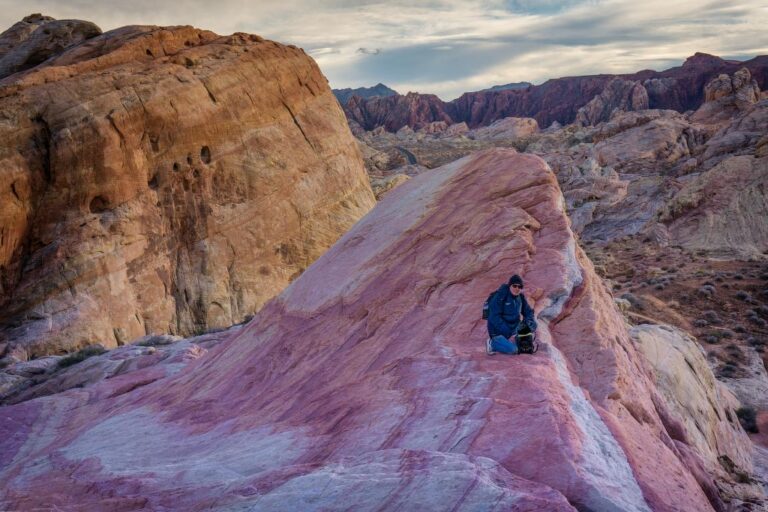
[1,149,760,511]
[0,22,375,359]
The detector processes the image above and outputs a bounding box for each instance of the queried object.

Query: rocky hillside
[1,149,763,510]
[0,18,376,361]
[343,53,768,131]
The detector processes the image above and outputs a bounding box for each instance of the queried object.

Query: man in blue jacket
[486,274,537,355]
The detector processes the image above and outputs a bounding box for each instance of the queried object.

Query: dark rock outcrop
[0,14,101,79]
[332,82,398,105]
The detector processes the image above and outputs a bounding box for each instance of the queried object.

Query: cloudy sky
[2,0,767,99]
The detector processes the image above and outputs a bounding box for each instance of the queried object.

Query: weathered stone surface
[692,68,761,126]
[0,15,101,79]
[0,327,234,405]
[632,324,763,505]
[659,155,768,258]
[0,24,375,358]
[575,78,649,126]
[0,149,760,510]
[0,14,54,57]
[466,116,539,140]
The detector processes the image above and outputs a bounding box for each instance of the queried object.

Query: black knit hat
[508,274,524,287]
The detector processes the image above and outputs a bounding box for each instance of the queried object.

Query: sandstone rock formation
[1,149,761,510]
[575,78,649,126]
[344,91,453,131]
[0,14,101,79]
[342,53,768,132]
[0,22,375,360]
[632,324,764,504]
[466,116,539,140]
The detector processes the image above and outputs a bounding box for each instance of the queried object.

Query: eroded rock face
[575,78,649,126]
[0,24,375,358]
[0,14,101,79]
[659,155,768,258]
[0,149,760,510]
[466,116,539,140]
[632,324,765,505]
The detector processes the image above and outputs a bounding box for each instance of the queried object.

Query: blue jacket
[487,283,537,338]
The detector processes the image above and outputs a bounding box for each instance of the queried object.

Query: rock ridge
[0,148,761,510]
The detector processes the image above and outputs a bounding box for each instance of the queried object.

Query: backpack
[482,291,496,319]
[516,324,538,354]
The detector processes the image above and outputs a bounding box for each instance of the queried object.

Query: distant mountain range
[477,82,532,93]
[339,53,768,131]
[332,83,398,104]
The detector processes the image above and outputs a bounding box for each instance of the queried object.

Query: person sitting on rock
[486,274,537,355]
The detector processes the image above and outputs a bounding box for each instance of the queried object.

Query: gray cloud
[1,0,766,99]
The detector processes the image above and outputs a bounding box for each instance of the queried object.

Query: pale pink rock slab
[0,148,758,511]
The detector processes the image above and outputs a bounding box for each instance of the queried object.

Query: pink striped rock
[0,148,757,511]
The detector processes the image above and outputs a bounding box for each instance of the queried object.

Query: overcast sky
[2,0,767,99]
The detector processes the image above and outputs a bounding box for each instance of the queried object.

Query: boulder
[0,24,375,358]
[1,148,760,510]
[466,116,539,140]
[0,15,101,79]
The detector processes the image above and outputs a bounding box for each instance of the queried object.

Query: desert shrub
[736,407,759,433]
[733,325,747,333]
[715,276,724,283]
[655,284,666,290]
[136,336,176,347]
[693,319,708,328]
[735,291,751,301]
[733,273,744,280]
[720,329,735,339]
[620,293,643,310]
[704,335,720,344]
[58,345,107,369]
[699,285,715,297]
[720,364,737,378]
[749,317,768,328]
[703,310,721,324]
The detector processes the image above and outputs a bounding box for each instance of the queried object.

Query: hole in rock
[146,49,153,57]
[192,169,201,178]
[148,174,159,190]
[149,135,160,152]
[173,162,180,172]
[200,146,211,164]
[186,154,193,165]
[184,57,195,67]
[89,196,110,213]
